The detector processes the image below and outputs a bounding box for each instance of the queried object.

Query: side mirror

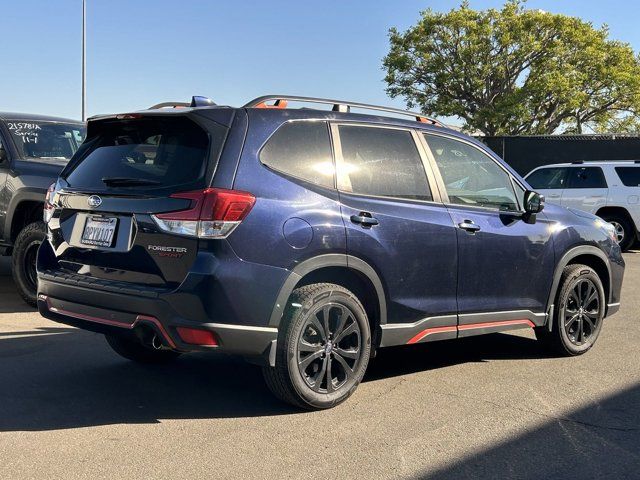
[523,191,544,224]
[524,190,545,214]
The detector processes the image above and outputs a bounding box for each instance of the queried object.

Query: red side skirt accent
[407,319,535,345]
[407,326,457,344]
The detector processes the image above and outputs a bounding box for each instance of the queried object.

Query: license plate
[81,216,118,247]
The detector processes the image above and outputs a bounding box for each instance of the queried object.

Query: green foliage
[383,0,640,135]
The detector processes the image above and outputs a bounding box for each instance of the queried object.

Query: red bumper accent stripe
[39,295,177,349]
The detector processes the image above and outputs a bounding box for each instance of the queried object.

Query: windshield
[63,116,223,192]
[7,120,86,161]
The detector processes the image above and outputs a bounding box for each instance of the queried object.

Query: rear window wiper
[101,177,162,187]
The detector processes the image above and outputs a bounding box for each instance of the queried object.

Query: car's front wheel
[535,264,605,356]
[12,221,47,307]
[263,283,371,410]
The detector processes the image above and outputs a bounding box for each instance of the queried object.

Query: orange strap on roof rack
[244,95,445,127]
[255,99,288,109]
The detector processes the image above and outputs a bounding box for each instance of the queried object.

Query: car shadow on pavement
[0,281,34,314]
[366,333,549,382]
[0,326,556,432]
[415,383,640,479]
[0,328,294,431]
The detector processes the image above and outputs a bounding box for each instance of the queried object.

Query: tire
[600,212,635,251]
[535,264,605,356]
[11,221,47,307]
[263,283,371,410]
[105,334,181,364]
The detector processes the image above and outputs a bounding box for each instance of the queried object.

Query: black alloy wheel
[263,283,371,410]
[296,302,362,393]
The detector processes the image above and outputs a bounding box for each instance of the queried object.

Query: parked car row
[525,161,640,251]
[0,113,86,305]
[25,95,623,409]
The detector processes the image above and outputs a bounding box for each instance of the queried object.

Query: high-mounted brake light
[151,188,256,239]
[116,113,144,120]
[43,183,56,223]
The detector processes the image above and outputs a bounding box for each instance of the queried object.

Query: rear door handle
[350,213,379,227]
[458,220,481,233]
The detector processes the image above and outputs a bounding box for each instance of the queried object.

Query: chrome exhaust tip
[151,334,163,350]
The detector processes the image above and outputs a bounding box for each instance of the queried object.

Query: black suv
[0,113,85,305]
[37,96,624,409]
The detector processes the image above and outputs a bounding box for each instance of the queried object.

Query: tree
[383,0,640,135]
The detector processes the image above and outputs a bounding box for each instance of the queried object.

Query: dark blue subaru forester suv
[37,95,624,409]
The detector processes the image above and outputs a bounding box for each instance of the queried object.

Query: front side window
[566,167,607,189]
[260,121,334,188]
[615,167,640,187]
[424,134,519,211]
[337,126,431,201]
[7,120,86,163]
[526,167,568,190]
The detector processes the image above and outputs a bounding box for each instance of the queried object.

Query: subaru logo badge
[88,195,102,208]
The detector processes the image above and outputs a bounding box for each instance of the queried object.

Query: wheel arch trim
[268,254,387,327]
[545,245,612,330]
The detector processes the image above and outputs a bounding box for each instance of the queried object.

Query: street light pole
[81,0,86,121]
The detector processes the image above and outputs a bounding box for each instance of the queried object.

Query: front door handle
[458,220,481,233]
[350,213,379,227]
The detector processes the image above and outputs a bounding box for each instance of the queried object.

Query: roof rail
[243,95,445,127]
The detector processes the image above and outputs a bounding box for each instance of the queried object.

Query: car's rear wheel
[263,283,371,410]
[105,334,181,364]
[12,221,47,307]
[600,213,635,251]
[535,264,605,356]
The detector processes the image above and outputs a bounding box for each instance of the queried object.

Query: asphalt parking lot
[0,255,639,480]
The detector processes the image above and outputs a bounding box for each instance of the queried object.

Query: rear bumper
[37,279,278,363]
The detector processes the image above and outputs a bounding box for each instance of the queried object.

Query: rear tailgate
[46,113,228,289]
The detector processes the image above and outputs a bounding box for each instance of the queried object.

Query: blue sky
[3,0,640,120]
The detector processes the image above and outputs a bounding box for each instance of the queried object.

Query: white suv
[525,161,640,250]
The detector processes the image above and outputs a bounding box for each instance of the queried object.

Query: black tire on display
[535,264,605,356]
[11,221,47,307]
[105,334,181,364]
[600,213,635,251]
[263,283,371,410]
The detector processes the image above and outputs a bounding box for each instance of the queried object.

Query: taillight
[151,188,256,239]
[43,183,56,223]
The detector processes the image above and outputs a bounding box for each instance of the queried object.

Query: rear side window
[337,126,431,201]
[64,116,220,192]
[615,167,640,187]
[566,167,607,189]
[526,167,568,189]
[260,121,334,188]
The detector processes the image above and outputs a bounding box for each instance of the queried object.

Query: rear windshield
[64,116,223,191]
[7,120,85,162]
